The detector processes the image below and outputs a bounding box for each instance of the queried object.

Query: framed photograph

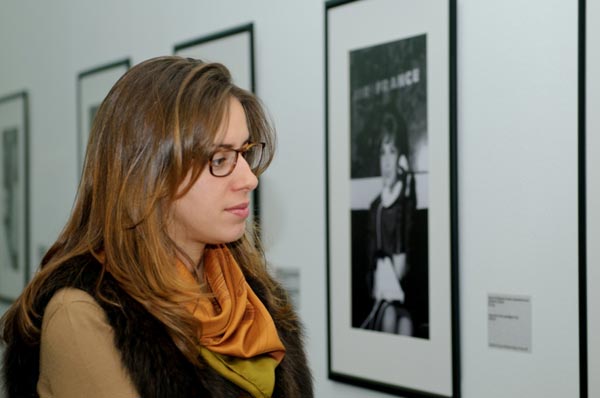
[77,59,130,172]
[585,0,599,396]
[0,91,29,303]
[325,0,459,396]
[174,23,259,222]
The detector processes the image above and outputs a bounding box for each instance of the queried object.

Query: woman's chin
[222,228,247,244]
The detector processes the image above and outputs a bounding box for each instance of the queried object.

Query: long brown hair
[1,56,292,365]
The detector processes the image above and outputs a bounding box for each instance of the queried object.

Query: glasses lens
[209,143,265,177]
[243,143,264,171]
[210,150,236,177]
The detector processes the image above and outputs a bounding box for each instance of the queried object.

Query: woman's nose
[233,156,258,191]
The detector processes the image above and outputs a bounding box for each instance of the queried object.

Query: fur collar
[2,254,313,398]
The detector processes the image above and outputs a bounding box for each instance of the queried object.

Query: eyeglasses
[208,142,265,177]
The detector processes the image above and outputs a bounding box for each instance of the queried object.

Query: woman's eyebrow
[216,137,251,149]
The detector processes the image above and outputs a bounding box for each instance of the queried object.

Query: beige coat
[38,288,138,398]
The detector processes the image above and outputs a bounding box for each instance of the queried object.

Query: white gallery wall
[0,1,583,397]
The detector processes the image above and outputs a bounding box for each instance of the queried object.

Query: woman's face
[380,136,399,189]
[168,97,258,262]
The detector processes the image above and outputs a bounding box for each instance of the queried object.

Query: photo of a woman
[361,111,416,335]
[349,34,429,339]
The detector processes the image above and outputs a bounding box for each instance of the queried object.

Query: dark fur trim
[3,254,313,398]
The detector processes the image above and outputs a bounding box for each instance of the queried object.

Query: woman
[1,56,312,397]
[361,110,416,335]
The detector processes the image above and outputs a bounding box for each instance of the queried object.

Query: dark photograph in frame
[0,91,29,303]
[77,59,130,173]
[325,0,459,397]
[174,23,259,224]
[350,34,429,339]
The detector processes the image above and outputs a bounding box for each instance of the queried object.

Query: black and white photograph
[77,59,130,172]
[0,91,29,303]
[326,0,458,396]
[350,34,429,339]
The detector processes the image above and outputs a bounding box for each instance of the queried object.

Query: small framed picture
[325,0,459,396]
[174,23,259,223]
[0,91,29,303]
[77,59,130,172]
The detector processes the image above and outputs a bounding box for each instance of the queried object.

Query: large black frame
[325,0,459,396]
[0,91,29,304]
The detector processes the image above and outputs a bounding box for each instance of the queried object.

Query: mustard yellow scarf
[176,245,285,397]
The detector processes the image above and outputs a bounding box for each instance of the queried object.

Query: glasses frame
[208,141,265,178]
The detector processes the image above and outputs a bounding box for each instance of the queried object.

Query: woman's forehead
[381,134,397,147]
[213,97,249,147]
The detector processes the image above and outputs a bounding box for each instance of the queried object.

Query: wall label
[488,293,531,353]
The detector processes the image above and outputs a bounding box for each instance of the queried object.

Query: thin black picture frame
[579,0,587,393]
[77,58,130,174]
[325,0,459,396]
[0,91,30,304]
[581,0,597,396]
[173,23,260,223]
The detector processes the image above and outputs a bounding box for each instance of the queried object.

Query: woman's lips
[225,202,250,218]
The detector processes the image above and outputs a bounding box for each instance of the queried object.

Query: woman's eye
[211,153,228,167]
